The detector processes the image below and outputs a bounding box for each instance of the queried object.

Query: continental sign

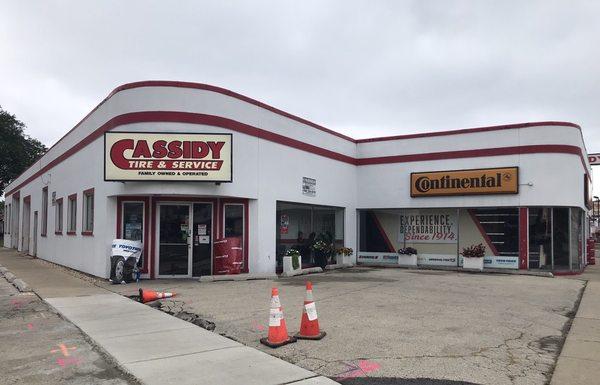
[104,132,232,182]
[410,167,518,197]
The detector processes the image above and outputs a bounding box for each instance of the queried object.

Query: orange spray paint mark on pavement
[56,357,81,367]
[27,323,34,330]
[50,344,77,357]
[252,320,266,331]
[336,360,381,381]
[10,299,23,309]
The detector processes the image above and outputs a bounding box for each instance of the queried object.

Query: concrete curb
[280,267,323,277]
[0,266,33,292]
[12,278,32,292]
[199,273,278,282]
[324,263,354,270]
[356,263,555,277]
[4,271,16,283]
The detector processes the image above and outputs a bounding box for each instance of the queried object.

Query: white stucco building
[2,81,593,278]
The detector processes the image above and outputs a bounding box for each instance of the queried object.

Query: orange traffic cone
[260,287,297,348]
[295,281,326,340]
[139,288,176,303]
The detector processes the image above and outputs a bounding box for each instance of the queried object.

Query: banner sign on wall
[459,256,519,269]
[399,209,457,244]
[484,256,519,269]
[280,214,289,235]
[104,132,232,182]
[410,167,518,197]
[357,252,399,264]
[417,254,458,266]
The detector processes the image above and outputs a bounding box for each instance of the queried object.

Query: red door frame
[519,207,528,270]
[220,198,250,274]
[151,197,219,279]
[116,196,249,278]
[116,196,151,274]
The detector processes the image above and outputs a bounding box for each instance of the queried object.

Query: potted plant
[397,247,418,266]
[335,247,354,265]
[461,243,486,270]
[311,240,331,269]
[282,248,302,273]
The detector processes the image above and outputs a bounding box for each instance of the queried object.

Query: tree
[0,107,47,196]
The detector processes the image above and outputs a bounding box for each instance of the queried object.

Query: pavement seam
[278,374,322,384]
[572,316,600,320]
[559,355,600,362]
[98,325,198,340]
[123,345,241,364]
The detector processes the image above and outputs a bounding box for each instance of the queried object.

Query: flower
[336,247,354,256]
[285,248,300,257]
[398,247,418,255]
[461,243,486,258]
[311,240,330,251]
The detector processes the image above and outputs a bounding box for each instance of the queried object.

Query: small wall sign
[280,214,289,235]
[302,177,316,197]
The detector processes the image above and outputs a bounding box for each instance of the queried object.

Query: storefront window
[122,201,144,270]
[529,208,552,269]
[359,210,395,252]
[355,206,587,271]
[528,207,584,271]
[122,202,144,241]
[224,204,245,270]
[224,204,244,238]
[359,207,526,270]
[276,202,344,270]
[461,208,519,269]
[359,208,459,267]
[570,208,583,270]
[553,208,570,268]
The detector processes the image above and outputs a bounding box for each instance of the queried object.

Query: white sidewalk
[47,293,337,385]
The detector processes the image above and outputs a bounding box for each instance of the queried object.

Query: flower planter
[463,257,484,270]
[282,255,302,273]
[336,254,352,265]
[398,254,418,266]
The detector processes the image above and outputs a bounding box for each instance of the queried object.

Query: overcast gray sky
[2,1,599,184]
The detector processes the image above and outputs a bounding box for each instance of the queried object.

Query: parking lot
[103,267,584,384]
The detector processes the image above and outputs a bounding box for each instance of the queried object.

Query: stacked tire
[110,256,138,284]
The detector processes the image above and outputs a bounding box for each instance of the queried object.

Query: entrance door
[192,203,213,276]
[32,211,38,256]
[158,204,192,277]
[22,200,30,254]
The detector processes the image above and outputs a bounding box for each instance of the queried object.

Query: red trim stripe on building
[2,82,590,197]
[4,110,590,198]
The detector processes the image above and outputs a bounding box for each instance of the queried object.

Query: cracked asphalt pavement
[103,268,584,385]
[0,275,136,385]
